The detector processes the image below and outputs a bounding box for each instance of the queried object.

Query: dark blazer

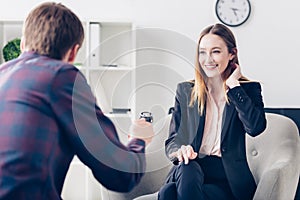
[165,81,267,200]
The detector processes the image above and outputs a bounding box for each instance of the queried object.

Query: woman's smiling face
[198,33,234,78]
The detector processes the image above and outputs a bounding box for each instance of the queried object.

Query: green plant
[2,38,21,62]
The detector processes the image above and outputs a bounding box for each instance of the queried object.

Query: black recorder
[139,111,153,123]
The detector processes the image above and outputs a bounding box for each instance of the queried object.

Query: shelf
[87,66,133,71]
[105,113,132,118]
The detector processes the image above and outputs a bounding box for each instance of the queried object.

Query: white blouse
[199,92,226,157]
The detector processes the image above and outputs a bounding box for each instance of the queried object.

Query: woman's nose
[205,53,214,63]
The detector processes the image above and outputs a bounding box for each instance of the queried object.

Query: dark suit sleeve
[51,67,146,192]
[227,82,266,136]
[165,82,191,164]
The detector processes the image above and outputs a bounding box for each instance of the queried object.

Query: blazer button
[221,147,227,152]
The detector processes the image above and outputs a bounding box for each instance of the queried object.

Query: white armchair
[101,113,300,200]
[245,113,300,200]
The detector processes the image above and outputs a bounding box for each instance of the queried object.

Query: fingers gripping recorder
[129,112,154,146]
[139,111,153,123]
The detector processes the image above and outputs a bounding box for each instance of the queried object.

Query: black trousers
[158,156,236,200]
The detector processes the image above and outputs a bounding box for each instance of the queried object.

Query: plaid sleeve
[50,66,146,192]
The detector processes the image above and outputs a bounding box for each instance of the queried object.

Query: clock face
[215,0,251,27]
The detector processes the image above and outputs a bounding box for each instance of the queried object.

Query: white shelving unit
[80,21,136,117]
[0,20,136,200]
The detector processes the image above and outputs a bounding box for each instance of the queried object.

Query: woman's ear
[230,48,237,62]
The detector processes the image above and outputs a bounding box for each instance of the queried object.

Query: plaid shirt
[0,52,146,199]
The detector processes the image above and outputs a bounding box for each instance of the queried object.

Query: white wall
[2,0,299,112]
[133,0,300,110]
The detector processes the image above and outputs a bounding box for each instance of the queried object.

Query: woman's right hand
[169,145,198,165]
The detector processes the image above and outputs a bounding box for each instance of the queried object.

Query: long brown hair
[189,23,249,115]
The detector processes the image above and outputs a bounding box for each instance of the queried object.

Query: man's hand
[169,145,198,165]
[128,118,154,146]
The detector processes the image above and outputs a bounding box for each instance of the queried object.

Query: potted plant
[2,38,21,62]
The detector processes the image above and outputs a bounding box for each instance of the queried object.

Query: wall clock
[215,0,251,27]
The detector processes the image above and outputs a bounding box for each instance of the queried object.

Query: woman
[158,23,266,200]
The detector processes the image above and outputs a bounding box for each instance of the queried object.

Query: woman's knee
[175,160,204,183]
[175,161,206,199]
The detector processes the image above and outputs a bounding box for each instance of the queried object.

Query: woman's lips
[205,64,218,70]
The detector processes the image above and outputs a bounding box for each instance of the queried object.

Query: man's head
[21,2,84,61]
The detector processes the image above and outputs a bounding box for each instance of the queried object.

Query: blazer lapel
[221,103,235,142]
[193,103,205,152]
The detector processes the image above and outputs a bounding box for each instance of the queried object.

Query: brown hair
[189,23,249,115]
[22,2,84,60]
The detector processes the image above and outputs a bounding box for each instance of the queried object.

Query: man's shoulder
[38,56,77,73]
[20,52,77,73]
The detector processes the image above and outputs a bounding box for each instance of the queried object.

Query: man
[0,2,153,199]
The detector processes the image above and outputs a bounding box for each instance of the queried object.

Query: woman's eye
[212,50,221,54]
[199,51,206,55]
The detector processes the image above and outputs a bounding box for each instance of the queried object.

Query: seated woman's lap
[158,157,236,200]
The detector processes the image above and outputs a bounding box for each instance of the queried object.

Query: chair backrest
[246,113,300,199]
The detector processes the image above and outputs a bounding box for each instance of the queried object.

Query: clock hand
[230,8,239,16]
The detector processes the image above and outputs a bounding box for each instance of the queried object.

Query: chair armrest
[253,161,299,200]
